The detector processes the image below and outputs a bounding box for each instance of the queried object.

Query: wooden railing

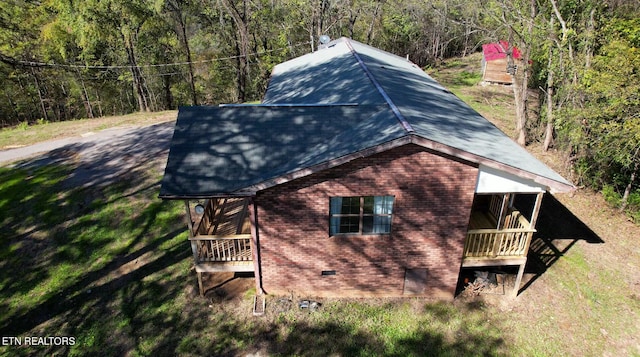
[464,210,534,259]
[189,234,253,263]
[464,229,534,258]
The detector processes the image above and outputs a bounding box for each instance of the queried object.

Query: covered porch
[461,165,547,296]
[184,197,259,296]
[463,193,538,263]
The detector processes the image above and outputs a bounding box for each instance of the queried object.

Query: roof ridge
[344,38,415,134]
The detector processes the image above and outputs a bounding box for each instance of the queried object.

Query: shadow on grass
[519,194,604,294]
[0,121,199,355]
[0,162,191,355]
[455,193,604,297]
[0,161,509,356]
[168,295,505,357]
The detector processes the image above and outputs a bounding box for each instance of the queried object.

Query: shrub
[16,121,29,131]
[456,71,482,86]
[601,185,622,208]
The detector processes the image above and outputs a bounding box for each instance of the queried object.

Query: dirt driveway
[0,121,175,188]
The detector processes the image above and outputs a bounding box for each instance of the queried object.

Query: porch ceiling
[475,165,546,194]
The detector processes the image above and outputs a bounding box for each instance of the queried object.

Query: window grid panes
[330,196,394,236]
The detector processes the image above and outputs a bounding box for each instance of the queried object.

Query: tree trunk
[76,68,94,119]
[123,32,151,112]
[163,74,174,110]
[348,8,357,39]
[510,38,529,146]
[550,0,576,84]
[513,74,528,146]
[5,93,20,125]
[584,8,596,71]
[95,90,103,117]
[175,10,198,105]
[221,0,250,102]
[511,0,536,146]
[31,68,49,122]
[366,1,383,44]
[543,43,555,151]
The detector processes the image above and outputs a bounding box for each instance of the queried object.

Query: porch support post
[513,262,526,297]
[496,193,511,229]
[185,200,205,296]
[184,200,194,235]
[529,192,544,229]
[197,272,204,297]
[249,197,264,295]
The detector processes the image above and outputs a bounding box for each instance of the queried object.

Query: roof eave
[409,135,575,193]
[158,192,256,200]
[159,133,575,199]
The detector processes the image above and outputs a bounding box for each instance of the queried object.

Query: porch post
[496,193,511,229]
[185,200,205,296]
[513,263,526,297]
[529,192,544,229]
[184,200,194,235]
[513,192,543,298]
[249,197,264,295]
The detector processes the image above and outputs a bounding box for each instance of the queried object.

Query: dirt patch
[200,272,255,302]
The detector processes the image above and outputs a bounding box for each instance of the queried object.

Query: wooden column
[529,192,544,229]
[496,193,511,229]
[513,192,544,298]
[513,263,526,297]
[185,200,205,296]
[184,200,194,236]
[249,197,264,295]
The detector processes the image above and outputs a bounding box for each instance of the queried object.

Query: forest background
[1,0,639,218]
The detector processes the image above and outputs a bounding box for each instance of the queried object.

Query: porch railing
[189,234,253,263]
[464,229,535,258]
[464,210,534,259]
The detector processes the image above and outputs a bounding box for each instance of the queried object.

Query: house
[481,41,522,84]
[159,37,573,299]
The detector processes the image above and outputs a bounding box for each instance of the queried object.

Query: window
[329,196,394,236]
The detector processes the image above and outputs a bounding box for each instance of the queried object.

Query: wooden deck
[189,198,254,273]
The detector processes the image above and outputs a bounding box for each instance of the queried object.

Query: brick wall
[256,143,478,299]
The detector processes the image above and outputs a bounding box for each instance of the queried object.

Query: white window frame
[329,196,394,236]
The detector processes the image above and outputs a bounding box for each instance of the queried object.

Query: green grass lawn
[0,161,511,356]
[1,56,638,356]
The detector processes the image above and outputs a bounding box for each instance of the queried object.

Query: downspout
[249,197,264,295]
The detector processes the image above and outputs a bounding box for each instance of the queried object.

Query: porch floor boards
[468,210,498,230]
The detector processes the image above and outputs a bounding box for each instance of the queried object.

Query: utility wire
[1,41,310,70]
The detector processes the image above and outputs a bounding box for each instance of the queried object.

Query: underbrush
[602,184,640,222]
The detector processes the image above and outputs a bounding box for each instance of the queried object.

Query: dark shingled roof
[160,38,573,198]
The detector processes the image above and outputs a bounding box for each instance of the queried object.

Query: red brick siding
[256,144,478,299]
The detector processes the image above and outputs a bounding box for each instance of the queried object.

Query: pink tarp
[482,41,521,61]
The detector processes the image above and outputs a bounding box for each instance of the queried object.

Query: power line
[3,41,311,70]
